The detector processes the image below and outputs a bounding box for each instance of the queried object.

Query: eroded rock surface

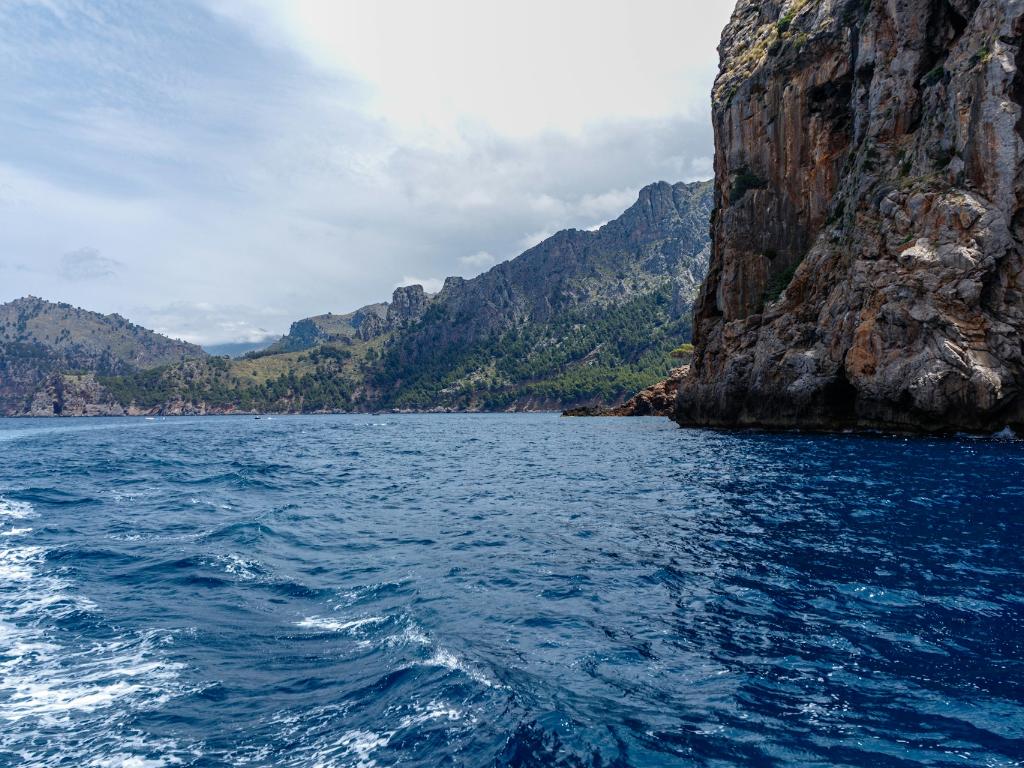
[564,367,688,418]
[677,0,1024,432]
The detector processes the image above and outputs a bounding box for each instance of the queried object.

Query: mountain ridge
[0,180,713,416]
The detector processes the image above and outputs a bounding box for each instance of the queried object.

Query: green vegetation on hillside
[370,286,691,410]
[92,287,692,414]
[99,346,357,413]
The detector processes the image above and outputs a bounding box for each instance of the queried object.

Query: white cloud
[519,230,555,251]
[141,301,291,346]
[207,0,733,141]
[577,188,640,221]
[458,251,499,271]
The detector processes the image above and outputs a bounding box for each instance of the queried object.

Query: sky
[0,0,735,346]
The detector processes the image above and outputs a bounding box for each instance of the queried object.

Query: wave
[421,648,501,689]
[0,497,192,766]
[296,615,389,634]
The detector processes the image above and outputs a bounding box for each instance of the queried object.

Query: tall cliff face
[678,0,1024,432]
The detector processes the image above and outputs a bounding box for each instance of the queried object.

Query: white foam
[0,496,192,766]
[219,553,262,581]
[383,620,431,648]
[0,497,33,519]
[0,624,184,724]
[0,545,45,581]
[338,729,391,768]
[397,700,464,729]
[296,616,387,634]
[423,648,500,689]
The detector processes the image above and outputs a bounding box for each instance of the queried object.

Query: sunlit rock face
[677,0,1024,433]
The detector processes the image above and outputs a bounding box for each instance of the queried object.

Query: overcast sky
[0,0,735,345]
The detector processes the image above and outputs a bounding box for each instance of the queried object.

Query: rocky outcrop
[677,0,1024,433]
[26,374,128,417]
[563,367,687,417]
[352,304,390,341]
[386,285,430,328]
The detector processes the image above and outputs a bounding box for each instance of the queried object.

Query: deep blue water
[0,414,1022,768]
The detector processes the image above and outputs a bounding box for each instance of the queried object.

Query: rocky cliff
[265,285,432,355]
[677,0,1024,433]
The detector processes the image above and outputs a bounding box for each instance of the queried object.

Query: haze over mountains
[0,180,712,416]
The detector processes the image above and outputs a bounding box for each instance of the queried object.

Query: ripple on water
[0,415,1021,767]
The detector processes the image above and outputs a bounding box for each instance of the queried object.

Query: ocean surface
[0,414,1022,768]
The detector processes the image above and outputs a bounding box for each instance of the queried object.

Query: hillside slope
[677,0,1024,433]
[367,180,712,409]
[0,297,205,415]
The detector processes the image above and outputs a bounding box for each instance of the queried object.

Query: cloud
[59,248,124,281]
[519,230,555,251]
[206,0,732,141]
[0,0,733,343]
[458,251,499,271]
[138,301,292,346]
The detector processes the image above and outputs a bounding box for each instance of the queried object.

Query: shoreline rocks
[563,368,687,418]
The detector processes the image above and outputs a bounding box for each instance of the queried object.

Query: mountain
[366,180,712,409]
[0,179,713,416]
[676,0,1024,433]
[0,297,205,416]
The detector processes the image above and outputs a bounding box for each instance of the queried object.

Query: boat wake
[0,498,192,767]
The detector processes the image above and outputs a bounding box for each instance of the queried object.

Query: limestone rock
[386,285,430,328]
[564,367,687,417]
[26,374,128,417]
[677,0,1024,433]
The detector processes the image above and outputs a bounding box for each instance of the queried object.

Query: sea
[0,414,1021,767]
